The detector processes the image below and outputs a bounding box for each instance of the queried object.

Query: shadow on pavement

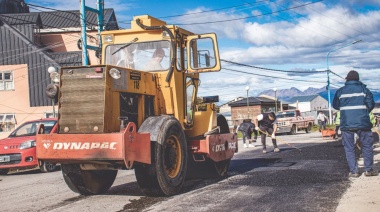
[6,166,61,176]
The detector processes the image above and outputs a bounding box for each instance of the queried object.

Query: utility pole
[273,88,277,112]
[326,39,362,124]
[80,0,104,65]
[245,86,250,119]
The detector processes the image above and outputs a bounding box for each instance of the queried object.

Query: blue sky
[31,0,380,103]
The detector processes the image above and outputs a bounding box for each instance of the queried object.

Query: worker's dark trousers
[242,132,249,144]
[260,127,278,150]
[242,131,258,144]
[342,130,374,173]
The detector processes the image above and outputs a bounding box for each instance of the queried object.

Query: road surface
[0,132,351,212]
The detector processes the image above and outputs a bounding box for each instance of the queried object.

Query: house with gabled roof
[0,1,118,137]
[287,94,328,113]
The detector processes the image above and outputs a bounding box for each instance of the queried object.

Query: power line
[223,67,326,83]
[117,0,271,24]
[221,59,326,74]
[250,1,360,52]
[0,14,84,39]
[159,0,270,19]
[272,0,355,42]
[293,0,379,43]
[329,70,345,80]
[175,0,323,25]
[10,0,103,27]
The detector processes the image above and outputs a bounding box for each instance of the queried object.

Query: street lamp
[273,88,277,112]
[245,86,250,119]
[326,39,362,124]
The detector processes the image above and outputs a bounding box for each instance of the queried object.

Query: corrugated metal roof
[31,8,118,30]
[228,97,261,107]
[288,95,319,103]
[256,96,275,103]
[49,52,82,67]
[0,13,40,25]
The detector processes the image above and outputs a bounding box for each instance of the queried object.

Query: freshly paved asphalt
[0,132,353,212]
[123,132,351,212]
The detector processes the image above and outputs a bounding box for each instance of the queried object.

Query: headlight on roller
[104,35,113,43]
[50,72,60,83]
[20,140,36,150]
[109,68,121,79]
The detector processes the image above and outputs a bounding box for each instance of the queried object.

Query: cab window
[105,40,171,72]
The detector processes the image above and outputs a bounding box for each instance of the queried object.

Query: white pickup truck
[275,110,315,135]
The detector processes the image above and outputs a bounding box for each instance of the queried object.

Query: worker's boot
[348,172,360,178]
[364,169,379,177]
[272,139,280,153]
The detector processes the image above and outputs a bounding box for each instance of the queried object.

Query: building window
[0,113,16,132]
[0,71,14,91]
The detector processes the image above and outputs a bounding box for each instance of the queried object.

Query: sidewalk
[336,146,380,211]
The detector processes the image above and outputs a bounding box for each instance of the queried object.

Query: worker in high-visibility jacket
[370,112,376,127]
[334,111,340,139]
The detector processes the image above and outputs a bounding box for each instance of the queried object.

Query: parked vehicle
[276,110,315,135]
[0,118,58,175]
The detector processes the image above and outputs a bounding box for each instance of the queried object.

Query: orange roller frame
[36,122,151,168]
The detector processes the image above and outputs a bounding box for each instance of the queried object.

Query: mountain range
[258,87,380,103]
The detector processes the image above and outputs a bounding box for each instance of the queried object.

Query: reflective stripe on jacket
[370,112,376,127]
[334,111,340,125]
[332,80,375,131]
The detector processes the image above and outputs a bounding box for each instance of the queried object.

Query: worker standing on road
[238,119,257,148]
[317,111,328,131]
[333,111,340,140]
[333,70,378,177]
[254,112,279,153]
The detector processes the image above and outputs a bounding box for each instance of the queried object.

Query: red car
[0,118,58,175]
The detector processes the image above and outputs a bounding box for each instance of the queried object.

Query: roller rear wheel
[61,164,117,195]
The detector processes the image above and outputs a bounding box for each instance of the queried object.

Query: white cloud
[170,8,246,39]
[218,4,380,71]
[242,6,380,48]
[251,10,262,16]
[341,0,380,7]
